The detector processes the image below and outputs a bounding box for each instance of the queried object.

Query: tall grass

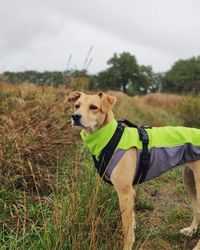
[1,82,200,249]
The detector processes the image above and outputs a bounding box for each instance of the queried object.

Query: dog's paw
[180,227,197,237]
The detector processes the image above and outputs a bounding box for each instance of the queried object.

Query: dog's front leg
[117,186,135,250]
[110,149,137,250]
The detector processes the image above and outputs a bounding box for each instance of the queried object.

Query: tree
[162,56,200,93]
[96,68,119,91]
[108,52,140,93]
[96,52,160,94]
[96,52,140,93]
[140,66,163,93]
[134,65,161,94]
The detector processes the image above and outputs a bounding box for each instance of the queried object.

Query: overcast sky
[0,0,200,74]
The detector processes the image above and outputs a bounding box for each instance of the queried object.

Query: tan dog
[65,91,200,250]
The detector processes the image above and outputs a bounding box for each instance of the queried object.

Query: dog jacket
[81,119,200,184]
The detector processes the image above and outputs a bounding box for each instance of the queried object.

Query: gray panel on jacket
[106,144,200,183]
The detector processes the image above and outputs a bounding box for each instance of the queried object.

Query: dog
[65,91,200,250]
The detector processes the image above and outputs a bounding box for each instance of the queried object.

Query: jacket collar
[80,119,118,159]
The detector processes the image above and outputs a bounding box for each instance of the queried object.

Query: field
[1,81,200,250]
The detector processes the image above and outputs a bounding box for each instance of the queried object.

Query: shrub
[180,96,200,128]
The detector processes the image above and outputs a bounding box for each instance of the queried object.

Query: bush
[180,96,200,128]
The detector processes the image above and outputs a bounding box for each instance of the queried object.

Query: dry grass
[108,91,183,126]
[142,93,183,114]
[0,82,74,193]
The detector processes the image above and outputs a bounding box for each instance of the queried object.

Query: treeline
[3,52,200,95]
[4,70,65,85]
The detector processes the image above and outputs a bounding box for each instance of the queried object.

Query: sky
[0,0,200,74]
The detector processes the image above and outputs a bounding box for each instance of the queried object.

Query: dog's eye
[90,105,98,110]
[74,104,80,109]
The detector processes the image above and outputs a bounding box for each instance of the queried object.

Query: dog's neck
[83,110,114,134]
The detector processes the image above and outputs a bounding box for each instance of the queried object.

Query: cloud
[58,0,200,56]
[0,0,200,73]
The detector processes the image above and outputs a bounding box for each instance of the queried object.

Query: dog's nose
[72,113,82,121]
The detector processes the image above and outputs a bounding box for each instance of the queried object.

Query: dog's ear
[64,91,83,104]
[97,92,117,113]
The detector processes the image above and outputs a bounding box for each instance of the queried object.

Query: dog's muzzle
[71,112,83,126]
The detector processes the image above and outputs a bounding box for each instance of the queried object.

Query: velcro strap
[133,127,151,184]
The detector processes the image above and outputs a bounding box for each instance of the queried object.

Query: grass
[1,81,200,249]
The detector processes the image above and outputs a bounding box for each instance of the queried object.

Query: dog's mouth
[72,120,86,128]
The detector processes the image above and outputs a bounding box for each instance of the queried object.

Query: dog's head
[64,91,117,132]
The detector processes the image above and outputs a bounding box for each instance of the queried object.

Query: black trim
[92,121,125,184]
[92,120,151,185]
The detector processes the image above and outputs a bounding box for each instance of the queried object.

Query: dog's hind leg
[180,163,200,237]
